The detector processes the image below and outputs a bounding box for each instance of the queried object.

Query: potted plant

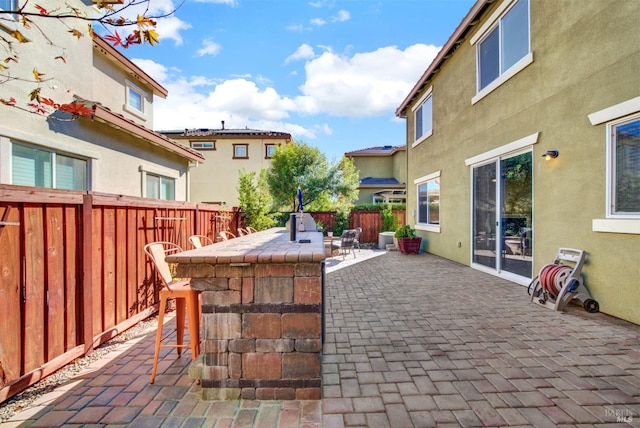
[394,225,422,254]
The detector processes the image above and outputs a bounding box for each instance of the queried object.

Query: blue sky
[126,0,476,160]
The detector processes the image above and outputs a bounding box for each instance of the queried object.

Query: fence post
[81,193,94,354]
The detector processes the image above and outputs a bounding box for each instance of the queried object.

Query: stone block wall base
[202,388,241,400]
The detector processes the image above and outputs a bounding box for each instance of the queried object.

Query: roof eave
[89,105,204,163]
[395,0,489,117]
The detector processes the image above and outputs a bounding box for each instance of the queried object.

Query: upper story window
[609,115,640,217]
[233,144,248,159]
[11,141,89,190]
[0,0,17,20]
[125,80,147,117]
[145,173,175,200]
[471,0,531,104]
[412,86,433,146]
[265,144,277,158]
[192,141,215,150]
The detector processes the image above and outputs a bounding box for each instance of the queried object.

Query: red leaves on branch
[41,98,93,118]
[35,5,48,15]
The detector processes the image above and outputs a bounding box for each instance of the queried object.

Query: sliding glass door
[472,151,533,281]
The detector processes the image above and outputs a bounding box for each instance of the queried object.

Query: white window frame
[413,170,441,233]
[124,80,147,119]
[411,86,433,147]
[10,140,90,191]
[139,164,179,200]
[265,143,277,159]
[470,0,532,104]
[589,98,640,235]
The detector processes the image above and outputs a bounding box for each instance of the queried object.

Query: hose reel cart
[528,247,599,313]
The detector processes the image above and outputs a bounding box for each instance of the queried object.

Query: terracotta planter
[398,237,422,254]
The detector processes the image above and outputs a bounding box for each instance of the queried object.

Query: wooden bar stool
[144,242,201,384]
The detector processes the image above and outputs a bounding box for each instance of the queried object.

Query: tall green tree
[237,168,275,230]
[266,141,359,212]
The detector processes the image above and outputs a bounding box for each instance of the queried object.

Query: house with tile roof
[160,125,292,206]
[396,0,640,324]
[345,145,406,205]
[0,1,203,200]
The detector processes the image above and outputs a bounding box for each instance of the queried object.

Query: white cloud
[310,18,326,26]
[331,10,350,23]
[297,43,441,116]
[285,44,316,64]
[131,58,169,82]
[196,38,222,57]
[193,0,237,4]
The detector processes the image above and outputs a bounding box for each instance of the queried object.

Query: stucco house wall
[0,1,201,200]
[347,146,407,205]
[398,0,639,324]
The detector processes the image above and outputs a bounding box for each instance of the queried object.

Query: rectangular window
[11,142,88,190]
[233,144,248,159]
[413,88,433,143]
[610,115,640,216]
[192,141,215,150]
[0,0,16,11]
[146,173,175,200]
[417,178,440,226]
[477,0,529,91]
[125,80,147,116]
[265,144,277,158]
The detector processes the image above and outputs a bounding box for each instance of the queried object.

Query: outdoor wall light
[542,150,559,160]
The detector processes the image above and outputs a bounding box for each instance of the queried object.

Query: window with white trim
[0,0,16,11]
[609,115,640,216]
[145,173,175,200]
[125,80,147,115]
[11,141,88,190]
[412,87,432,145]
[477,0,530,91]
[416,173,440,226]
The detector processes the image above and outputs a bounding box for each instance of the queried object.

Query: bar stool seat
[144,242,201,384]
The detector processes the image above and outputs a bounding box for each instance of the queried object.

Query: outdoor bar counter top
[166,227,326,400]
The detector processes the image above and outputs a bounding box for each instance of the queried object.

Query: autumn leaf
[68,29,82,39]
[59,102,93,118]
[137,15,156,28]
[0,98,17,106]
[0,63,7,70]
[104,31,123,47]
[144,29,159,46]
[35,4,48,15]
[41,98,59,108]
[10,30,29,43]
[87,25,95,39]
[54,55,66,63]
[4,56,18,64]
[21,16,32,29]
[32,68,45,82]
[28,103,49,115]
[29,88,42,103]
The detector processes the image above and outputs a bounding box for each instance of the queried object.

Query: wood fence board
[91,209,103,336]
[102,208,116,331]
[64,205,79,350]
[23,205,45,373]
[141,208,156,308]
[0,205,22,384]
[126,209,139,316]
[45,206,66,361]
[115,208,127,325]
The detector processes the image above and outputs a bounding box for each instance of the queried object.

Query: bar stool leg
[175,296,185,357]
[150,289,168,384]
[186,292,201,359]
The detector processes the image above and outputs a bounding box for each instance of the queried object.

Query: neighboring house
[396,0,639,324]
[345,145,406,205]
[160,124,292,206]
[0,0,203,200]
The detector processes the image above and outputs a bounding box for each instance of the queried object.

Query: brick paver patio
[3,251,639,427]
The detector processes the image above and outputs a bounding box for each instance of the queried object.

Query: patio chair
[143,242,201,384]
[333,229,357,259]
[353,227,362,251]
[188,234,213,249]
[246,226,258,234]
[237,228,248,236]
[218,231,236,241]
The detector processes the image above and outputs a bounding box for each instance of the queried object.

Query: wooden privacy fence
[0,185,241,403]
[306,209,406,244]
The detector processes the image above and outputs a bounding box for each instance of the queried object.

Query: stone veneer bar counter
[166,228,325,400]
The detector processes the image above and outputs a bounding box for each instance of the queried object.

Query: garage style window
[11,142,88,190]
[146,173,175,200]
[416,174,440,226]
[610,115,640,216]
[477,0,530,91]
[412,87,433,145]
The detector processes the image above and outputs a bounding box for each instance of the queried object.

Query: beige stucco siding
[405,0,640,324]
